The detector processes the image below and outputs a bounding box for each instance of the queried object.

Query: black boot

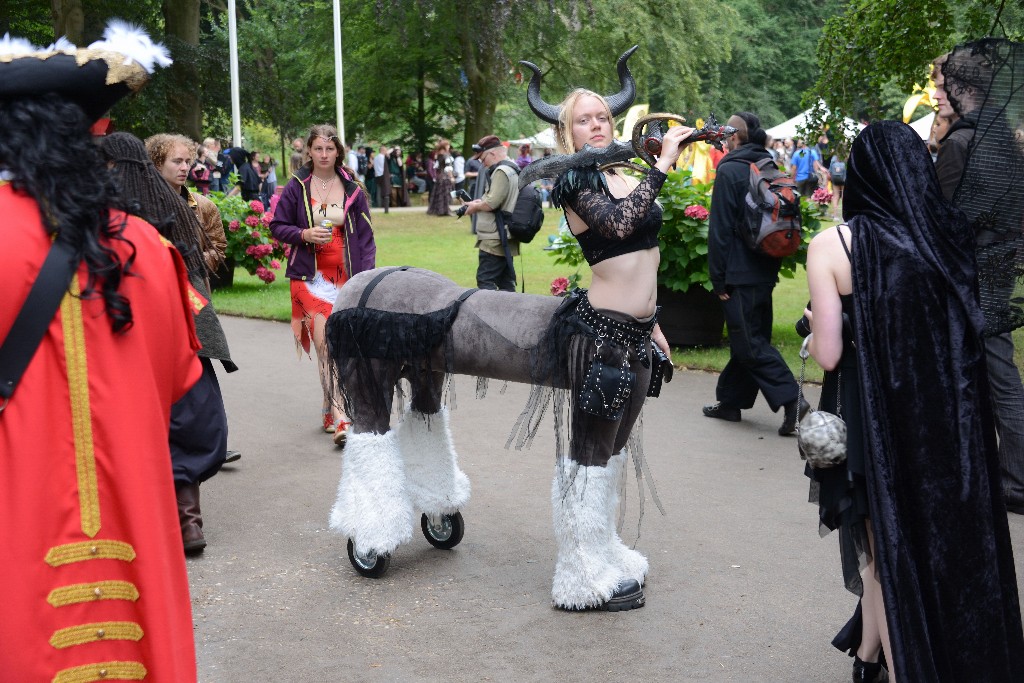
[602,579,645,612]
[852,656,888,683]
[779,397,810,436]
[175,482,206,555]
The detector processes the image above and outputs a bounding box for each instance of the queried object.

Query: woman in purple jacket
[271,124,376,445]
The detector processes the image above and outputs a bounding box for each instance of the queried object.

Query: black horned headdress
[516,45,737,188]
[519,45,639,124]
[0,20,171,122]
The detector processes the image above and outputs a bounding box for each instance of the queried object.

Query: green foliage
[699,0,845,127]
[803,0,1024,152]
[206,192,287,282]
[657,168,714,292]
[544,219,586,291]
[657,166,825,292]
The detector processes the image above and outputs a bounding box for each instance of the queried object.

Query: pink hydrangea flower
[684,204,709,221]
[260,213,272,226]
[256,266,275,283]
[228,220,241,232]
[245,245,257,256]
[249,200,265,213]
[270,259,281,269]
[550,277,569,296]
[251,230,261,239]
[811,188,833,205]
[244,214,260,228]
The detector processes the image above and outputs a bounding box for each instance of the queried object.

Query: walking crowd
[1,22,1023,683]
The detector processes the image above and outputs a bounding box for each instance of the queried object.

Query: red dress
[290,200,349,355]
[0,184,203,682]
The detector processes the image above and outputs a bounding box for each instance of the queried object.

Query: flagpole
[228,0,242,148]
[333,0,345,147]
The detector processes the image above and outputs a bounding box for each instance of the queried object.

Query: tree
[803,0,1024,148]
[698,0,845,127]
[163,0,203,140]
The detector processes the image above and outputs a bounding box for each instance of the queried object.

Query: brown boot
[175,482,206,555]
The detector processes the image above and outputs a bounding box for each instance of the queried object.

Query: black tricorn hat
[0,21,171,122]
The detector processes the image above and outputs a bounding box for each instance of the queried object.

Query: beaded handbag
[796,335,847,468]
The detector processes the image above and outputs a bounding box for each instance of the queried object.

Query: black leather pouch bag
[579,354,635,420]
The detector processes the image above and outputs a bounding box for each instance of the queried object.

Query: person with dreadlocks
[101,131,237,556]
[146,133,242,467]
[0,22,201,680]
[933,41,1024,519]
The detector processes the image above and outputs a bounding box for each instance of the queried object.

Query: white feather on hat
[87,19,172,73]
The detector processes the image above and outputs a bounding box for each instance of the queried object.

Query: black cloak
[845,121,1024,680]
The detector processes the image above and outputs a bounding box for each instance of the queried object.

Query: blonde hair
[144,133,197,168]
[555,88,614,155]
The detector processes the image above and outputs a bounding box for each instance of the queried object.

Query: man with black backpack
[460,134,521,291]
[703,112,807,436]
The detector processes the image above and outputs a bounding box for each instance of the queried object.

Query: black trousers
[716,283,798,412]
[476,250,516,291]
[170,357,228,486]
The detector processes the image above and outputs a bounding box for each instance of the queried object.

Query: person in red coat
[0,24,203,681]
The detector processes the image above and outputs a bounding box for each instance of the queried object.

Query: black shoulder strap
[0,238,80,402]
[836,224,853,262]
[357,266,411,308]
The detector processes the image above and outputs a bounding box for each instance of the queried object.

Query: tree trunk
[457,29,498,153]
[163,0,202,141]
[51,0,84,44]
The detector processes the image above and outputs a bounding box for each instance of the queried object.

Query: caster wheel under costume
[347,538,391,578]
[420,511,465,550]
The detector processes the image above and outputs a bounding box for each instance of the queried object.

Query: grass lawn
[212,209,1024,382]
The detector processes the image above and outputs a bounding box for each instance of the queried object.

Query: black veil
[943,38,1024,336]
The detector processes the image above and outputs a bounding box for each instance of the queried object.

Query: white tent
[508,128,557,150]
[765,108,864,141]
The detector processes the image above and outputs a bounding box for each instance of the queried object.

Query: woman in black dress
[802,121,1023,682]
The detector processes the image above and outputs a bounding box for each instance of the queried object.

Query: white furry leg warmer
[550,459,622,609]
[395,408,471,515]
[329,430,413,556]
[606,451,649,585]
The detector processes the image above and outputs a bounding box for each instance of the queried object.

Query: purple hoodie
[270,165,375,281]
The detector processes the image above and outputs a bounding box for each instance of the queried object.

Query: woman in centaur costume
[325,47,697,611]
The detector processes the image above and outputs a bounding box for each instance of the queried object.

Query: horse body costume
[325,265,656,606]
[324,47,736,610]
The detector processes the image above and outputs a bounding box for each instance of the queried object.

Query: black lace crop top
[552,165,666,266]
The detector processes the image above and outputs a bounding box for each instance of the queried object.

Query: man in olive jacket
[703,112,805,436]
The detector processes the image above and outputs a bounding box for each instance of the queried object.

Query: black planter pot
[209,257,236,290]
[657,284,725,347]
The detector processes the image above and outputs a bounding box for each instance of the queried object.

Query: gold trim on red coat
[61,275,101,537]
[49,621,143,649]
[47,580,140,607]
[52,660,147,682]
[45,540,136,567]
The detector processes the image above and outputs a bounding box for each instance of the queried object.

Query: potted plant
[656,167,824,346]
[656,168,722,345]
[206,194,288,288]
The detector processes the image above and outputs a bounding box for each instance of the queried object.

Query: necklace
[313,174,336,217]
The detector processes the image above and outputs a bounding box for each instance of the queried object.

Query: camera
[455,205,468,218]
[450,189,472,202]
